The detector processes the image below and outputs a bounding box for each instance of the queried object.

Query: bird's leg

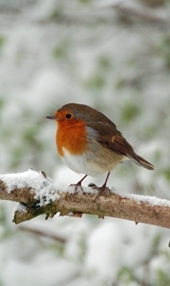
[70,174,87,192]
[101,172,111,189]
[94,172,111,200]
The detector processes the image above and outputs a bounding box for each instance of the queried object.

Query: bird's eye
[65,113,72,119]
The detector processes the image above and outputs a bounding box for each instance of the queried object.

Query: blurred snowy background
[1,0,170,285]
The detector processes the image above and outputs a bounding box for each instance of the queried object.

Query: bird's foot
[69,174,87,193]
[69,182,84,193]
[92,184,111,201]
[88,183,97,188]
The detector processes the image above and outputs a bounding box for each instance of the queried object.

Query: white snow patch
[111,188,170,208]
[0,169,46,192]
[64,185,98,195]
[0,169,59,206]
[13,203,27,214]
[85,221,122,281]
[53,166,103,195]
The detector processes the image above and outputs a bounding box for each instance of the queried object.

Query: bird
[46,103,154,195]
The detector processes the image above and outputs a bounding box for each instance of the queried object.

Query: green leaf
[85,74,105,90]
[121,102,141,122]
[0,36,5,47]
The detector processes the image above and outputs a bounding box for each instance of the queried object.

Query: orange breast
[56,119,88,157]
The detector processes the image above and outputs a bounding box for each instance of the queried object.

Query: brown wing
[90,122,154,170]
[99,128,141,161]
[87,121,134,157]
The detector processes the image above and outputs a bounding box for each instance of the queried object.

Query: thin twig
[18,225,66,244]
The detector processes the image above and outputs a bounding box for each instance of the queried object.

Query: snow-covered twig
[0,170,170,228]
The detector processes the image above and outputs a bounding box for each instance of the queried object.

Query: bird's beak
[46,115,58,120]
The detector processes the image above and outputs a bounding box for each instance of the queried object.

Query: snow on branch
[0,169,170,228]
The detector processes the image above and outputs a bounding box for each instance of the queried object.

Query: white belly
[61,148,107,177]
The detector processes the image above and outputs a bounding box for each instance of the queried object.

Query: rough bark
[0,170,170,228]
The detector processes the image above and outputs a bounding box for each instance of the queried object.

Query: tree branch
[18,225,66,244]
[101,2,170,25]
[0,170,170,228]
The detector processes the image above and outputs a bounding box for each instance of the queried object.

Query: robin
[46,103,154,194]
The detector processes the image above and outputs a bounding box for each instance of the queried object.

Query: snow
[13,203,27,214]
[0,169,47,193]
[0,0,170,285]
[1,252,79,286]
[53,165,99,194]
[1,167,169,210]
[129,194,170,207]
[0,169,59,206]
[112,189,170,208]
[85,221,122,281]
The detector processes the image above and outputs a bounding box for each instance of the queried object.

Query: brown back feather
[91,123,154,170]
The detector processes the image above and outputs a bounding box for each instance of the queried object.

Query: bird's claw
[88,183,98,188]
[69,183,84,193]
[93,186,111,201]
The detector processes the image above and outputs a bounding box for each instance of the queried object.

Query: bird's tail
[128,153,154,170]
